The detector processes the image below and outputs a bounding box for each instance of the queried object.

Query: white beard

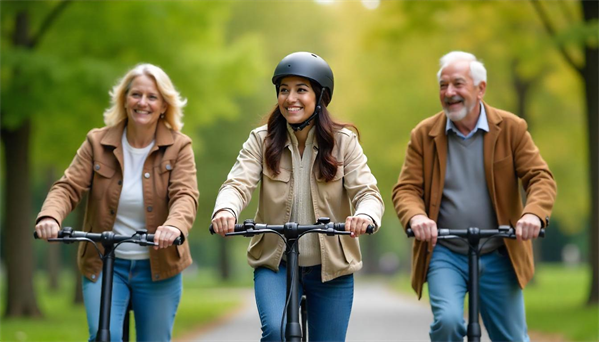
[444,106,468,122]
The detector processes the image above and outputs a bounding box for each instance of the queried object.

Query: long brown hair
[264,81,359,182]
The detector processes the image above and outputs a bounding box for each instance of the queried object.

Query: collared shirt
[445,102,489,140]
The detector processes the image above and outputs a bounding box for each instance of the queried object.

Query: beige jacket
[392,103,557,298]
[37,120,199,282]
[214,125,384,282]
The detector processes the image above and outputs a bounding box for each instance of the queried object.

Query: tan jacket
[392,103,557,298]
[214,125,384,282]
[37,120,199,282]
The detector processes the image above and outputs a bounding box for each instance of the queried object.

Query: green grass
[392,264,599,341]
[525,264,598,341]
[0,271,244,342]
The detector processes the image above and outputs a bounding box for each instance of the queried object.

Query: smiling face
[439,60,485,123]
[125,74,167,130]
[277,76,317,125]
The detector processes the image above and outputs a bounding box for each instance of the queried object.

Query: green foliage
[2,0,593,321]
[525,265,598,341]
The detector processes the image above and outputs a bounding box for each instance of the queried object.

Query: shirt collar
[445,102,489,139]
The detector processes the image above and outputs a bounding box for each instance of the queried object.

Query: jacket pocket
[493,155,513,171]
[247,234,265,260]
[92,160,116,178]
[176,243,186,260]
[158,160,176,174]
[339,234,360,265]
[315,166,344,206]
[91,160,116,201]
[263,167,291,182]
[262,168,292,211]
[316,165,344,183]
[79,224,93,258]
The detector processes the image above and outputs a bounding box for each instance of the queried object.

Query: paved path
[182,279,490,342]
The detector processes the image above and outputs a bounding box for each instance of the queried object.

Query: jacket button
[110,209,115,215]
[144,172,150,179]
[118,180,122,185]
[94,164,100,171]
[154,274,160,279]
[91,274,96,280]
[166,164,172,171]
[147,206,153,212]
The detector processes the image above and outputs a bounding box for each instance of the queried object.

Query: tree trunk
[2,3,71,317]
[511,59,543,280]
[73,193,86,304]
[45,167,61,291]
[2,120,42,317]
[582,0,598,305]
[533,0,598,305]
[362,232,378,274]
[219,238,230,280]
[47,244,61,291]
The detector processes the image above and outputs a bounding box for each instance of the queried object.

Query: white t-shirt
[113,128,155,260]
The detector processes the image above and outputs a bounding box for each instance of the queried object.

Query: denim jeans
[427,244,529,342]
[82,258,182,342]
[254,263,354,342]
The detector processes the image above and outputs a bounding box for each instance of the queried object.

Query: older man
[392,51,557,341]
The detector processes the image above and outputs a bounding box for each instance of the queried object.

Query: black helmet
[272,52,334,100]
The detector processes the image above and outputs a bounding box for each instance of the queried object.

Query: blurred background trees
[1,0,596,320]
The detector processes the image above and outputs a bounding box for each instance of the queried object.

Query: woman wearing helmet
[211,52,384,341]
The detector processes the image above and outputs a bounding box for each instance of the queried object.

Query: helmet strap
[289,88,326,132]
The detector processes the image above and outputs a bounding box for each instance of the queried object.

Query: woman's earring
[160,113,165,119]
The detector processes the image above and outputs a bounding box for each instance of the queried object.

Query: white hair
[437,51,487,86]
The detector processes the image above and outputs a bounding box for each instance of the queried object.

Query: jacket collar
[100,119,175,148]
[429,101,501,138]
[284,123,318,150]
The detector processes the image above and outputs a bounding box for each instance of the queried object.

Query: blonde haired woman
[35,63,199,341]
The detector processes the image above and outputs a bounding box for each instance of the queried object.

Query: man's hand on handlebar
[153,225,182,250]
[35,217,60,241]
[345,215,373,238]
[515,213,542,242]
[409,214,438,251]
[211,210,236,237]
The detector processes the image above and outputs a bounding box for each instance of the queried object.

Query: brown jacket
[392,103,556,298]
[37,120,199,282]
[214,125,384,282]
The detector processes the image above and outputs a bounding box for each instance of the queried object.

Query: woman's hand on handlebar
[409,214,437,251]
[211,210,236,237]
[154,225,182,250]
[35,217,60,241]
[345,215,373,238]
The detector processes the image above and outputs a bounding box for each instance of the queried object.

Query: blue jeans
[254,263,354,342]
[82,258,182,342]
[427,244,529,342]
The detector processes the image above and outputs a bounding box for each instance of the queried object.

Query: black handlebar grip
[209,224,216,235]
[406,228,415,237]
[173,236,183,245]
[366,224,375,234]
[539,229,545,238]
[33,231,40,239]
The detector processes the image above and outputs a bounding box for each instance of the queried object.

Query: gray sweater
[437,130,504,254]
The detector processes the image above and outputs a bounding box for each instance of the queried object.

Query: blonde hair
[437,51,487,86]
[103,63,187,131]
